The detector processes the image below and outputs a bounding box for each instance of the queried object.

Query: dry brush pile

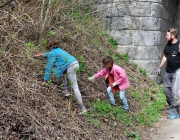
[0,0,161,140]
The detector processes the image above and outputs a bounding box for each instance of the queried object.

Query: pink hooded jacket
[93,64,130,90]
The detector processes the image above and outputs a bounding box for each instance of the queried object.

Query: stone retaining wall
[84,0,180,82]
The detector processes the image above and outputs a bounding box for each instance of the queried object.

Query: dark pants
[163,72,179,114]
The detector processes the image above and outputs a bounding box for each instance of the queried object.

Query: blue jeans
[107,86,129,110]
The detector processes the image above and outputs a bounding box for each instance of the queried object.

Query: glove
[112,82,117,87]
[88,76,95,82]
[157,67,161,76]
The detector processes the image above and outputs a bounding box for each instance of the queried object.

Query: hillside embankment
[0,0,166,139]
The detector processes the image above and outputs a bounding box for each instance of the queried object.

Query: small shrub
[140,68,147,76]
[59,26,64,29]
[88,117,100,126]
[67,31,71,35]
[108,38,118,49]
[48,30,55,36]
[77,55,86,73]
[124,129,141,140]
[24,42,36,48]
[83,6,91,13]
[47,79,53,85]
[41,38,47,46]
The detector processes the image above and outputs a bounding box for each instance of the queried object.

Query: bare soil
[0,0,165,140]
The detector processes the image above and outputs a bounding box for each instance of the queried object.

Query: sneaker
[167,109,173,114]
[63,90,71,97]
[125,109,130,113]
[64,93,71,97]
[78,107,87,115]
[167,114,180,119]
[78,104,87,115]
[111,103,117,106]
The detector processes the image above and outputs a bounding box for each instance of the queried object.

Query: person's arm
[159,55,167,67]
[35,53,44,57]
[93,68,107,78]
[88,68,107,82]
[157,55,167,76]
[44,55,56,81]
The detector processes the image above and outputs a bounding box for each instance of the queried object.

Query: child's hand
[35,53,44,57]
[112,82,117,87]
[88,76,94,82]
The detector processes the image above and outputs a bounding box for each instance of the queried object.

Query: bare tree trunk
[40,0,46,29]
[40,0,52,33]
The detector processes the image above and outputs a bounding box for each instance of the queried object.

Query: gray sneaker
[78,104,87,115]
[63,90,71,97]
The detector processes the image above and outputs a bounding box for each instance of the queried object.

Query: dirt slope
[0,0,166,140]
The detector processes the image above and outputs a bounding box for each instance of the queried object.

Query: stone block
[111,5,129,17]
[140,17,161,30]
[138,0,162,3]
[103,4,113,17]
[131,60,160,75]
[111,16,140,30]
[117,46,160,61]
[113,0,131,3]
[160,19,170,32]
[131,17,140,30]
[142,46,159,60]
[159,31,166,46]
[174,19,180,26]
[92,3,113,17]
[168,0,176,13]
[151,3,162,18]
[101,0,113,4]
[111,17,129,30]
[162,0,169,9]
[175,11,180,19]
[149,75,159,82]
[158,45,165,59]
[116,46,143,60]
[161,7,169,20]
[101,18,112,31]
[88,0,113,4]
[129,2,151,16]
[134,31,161,46]
[108,30,135,45]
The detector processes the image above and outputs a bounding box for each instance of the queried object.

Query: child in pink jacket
[88,56,130,111]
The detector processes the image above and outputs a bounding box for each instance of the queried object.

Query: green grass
[124,128,141,140]
[108,38,118,49]
[130,92,140,101]
[135,86,166,126]
[91,99,133,126]
[77,55,86,74]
